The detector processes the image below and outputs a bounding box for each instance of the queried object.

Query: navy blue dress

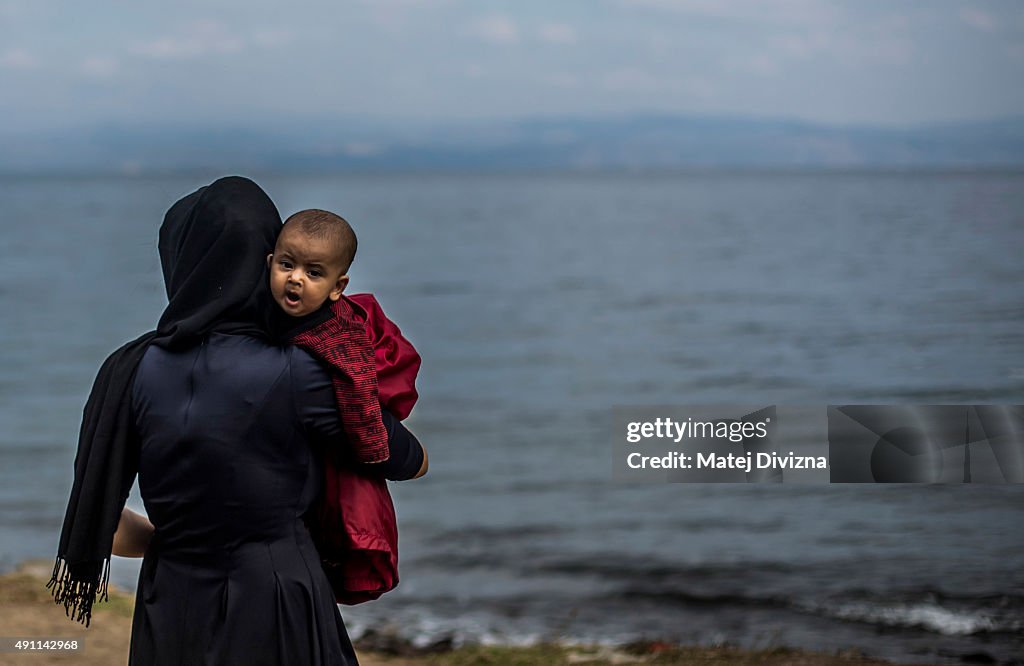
[127,332,423,666]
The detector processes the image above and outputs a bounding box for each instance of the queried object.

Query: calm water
[1,172,1022,664]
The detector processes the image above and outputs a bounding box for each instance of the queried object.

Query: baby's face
[267,229,349,317]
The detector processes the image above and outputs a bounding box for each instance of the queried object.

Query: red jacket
[294,294,421,604]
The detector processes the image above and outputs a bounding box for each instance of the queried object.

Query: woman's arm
[291,347,428,481]
[112,507,154,558]
[413,444,428,479]
[356,410,428,480]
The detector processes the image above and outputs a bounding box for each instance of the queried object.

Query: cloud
[600,67,662,92]
[765,21,912,69]
[359,0,455,33]
[538,23,577,45]
[599,67,714,100]
[0,47,36,69]
[466,15,519,44]
[619,0,839,27]
[251,29,294,48]
[132,21,243,59]
[623,1,915,71]
[960,8,996,32]
[131,21,291,60]
[539,71,581,88]
[357,0,451,6]
[774,31,832,59]
[0,0,28,19]
[80,56,119,78]
[731,53,780,76]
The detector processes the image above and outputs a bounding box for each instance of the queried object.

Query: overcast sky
[2,0,1023,131]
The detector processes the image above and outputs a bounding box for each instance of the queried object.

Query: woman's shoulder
[132,333,334,405]
[285,343,334,388]
[137,332,311,381]
[136,332,328,376]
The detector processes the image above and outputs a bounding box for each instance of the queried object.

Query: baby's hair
[281,209,357,273]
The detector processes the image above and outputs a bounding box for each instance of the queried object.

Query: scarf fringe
[46,557,110,627]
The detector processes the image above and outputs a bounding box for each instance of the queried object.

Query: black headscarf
[48,176,291,625]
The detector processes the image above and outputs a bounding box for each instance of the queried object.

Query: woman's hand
[412,444,428,479]
[112,507,155,558]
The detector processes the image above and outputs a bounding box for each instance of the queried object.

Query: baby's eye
[278,260,293,270]
[308,269,323,278]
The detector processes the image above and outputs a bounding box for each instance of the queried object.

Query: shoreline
[0,559,925,666]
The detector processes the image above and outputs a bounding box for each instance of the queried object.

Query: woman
[50,176,426,665]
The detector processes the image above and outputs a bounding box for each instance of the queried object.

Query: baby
[268,208,422,604]
[266,209,420,462]
[267,209,355,319]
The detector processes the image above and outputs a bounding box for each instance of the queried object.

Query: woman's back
[129,332,359,665]
[134,332,327,553]
[50,178,424,664]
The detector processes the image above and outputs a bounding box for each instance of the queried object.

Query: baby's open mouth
[285,291,301,305]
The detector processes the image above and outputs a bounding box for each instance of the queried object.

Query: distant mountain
[2,114,1023,173]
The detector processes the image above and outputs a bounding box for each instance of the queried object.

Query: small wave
[616,588,788,610]
[348,612,546,652]
[532,555,800,581]
[800,599,1022,636]
[425,524,562,545]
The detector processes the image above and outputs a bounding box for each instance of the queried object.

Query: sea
[1,171,1022,665]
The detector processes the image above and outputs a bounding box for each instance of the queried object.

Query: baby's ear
[329,274,350,301]
[266,253,273,268]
